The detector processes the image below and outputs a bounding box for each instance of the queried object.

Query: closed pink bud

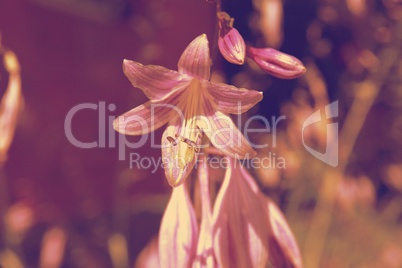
[246,46,306,79]
[217,12,246,65]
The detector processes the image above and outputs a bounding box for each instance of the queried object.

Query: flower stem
[209,0,222,79]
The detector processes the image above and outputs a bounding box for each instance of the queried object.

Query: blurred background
[0,0,401,267]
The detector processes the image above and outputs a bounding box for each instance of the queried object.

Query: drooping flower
[113,34,263,187]
[217,12,246,65]
[158,184,198,268]
[247,46,306,79]
[135,154,303,268]
[212,157,269,267]
[264,197,303,268]
[212,156,303,268]
[193,156,216,268]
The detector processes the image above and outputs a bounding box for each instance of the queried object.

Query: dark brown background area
[0,1,215,264]
[0,0,215,214]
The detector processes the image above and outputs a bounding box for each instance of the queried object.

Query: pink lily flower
[158,184,198,268]
[193,156,216,268]
[212,156,303,268]
[113,34,263,187]
[246,46,306,79]
[137,155,302,267]
[212,157,269,267]
[264,197,303,268]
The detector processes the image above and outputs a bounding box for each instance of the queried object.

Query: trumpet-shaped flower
[136,156,303,268]
[212,157,303,268]
[212,157,269,267]
[158,184,198,268]
[113,34,263,187]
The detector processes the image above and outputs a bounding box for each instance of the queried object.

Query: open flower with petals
[113,34,263,187]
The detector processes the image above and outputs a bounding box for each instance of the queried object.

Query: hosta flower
[158,184,198,268]
[247,46,306,79]
[212,157,269,267]
[217,12,246,65]
[114,34,263,187]
[264,198,303,268]
[212,157,303,268]
[136,156,303,268]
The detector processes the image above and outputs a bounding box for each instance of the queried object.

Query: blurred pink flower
[114,34,262,187]
[247,46,306,79]
[0,50,22,164]
[217,12,246,65]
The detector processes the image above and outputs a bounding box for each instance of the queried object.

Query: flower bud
[246,46,306,79]
[217,12,246,65]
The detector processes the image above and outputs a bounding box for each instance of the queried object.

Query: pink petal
[178,34,211,80]
[199,102,256,158]
[238,165,303,267]
[265,198,303,268]
[212,157,269,267]
[159,184,198,268]
[206,82,263,114]
[161,117,201,187]
[123,60,190,100]
[113,89,183,136]
[193,157,216,268]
